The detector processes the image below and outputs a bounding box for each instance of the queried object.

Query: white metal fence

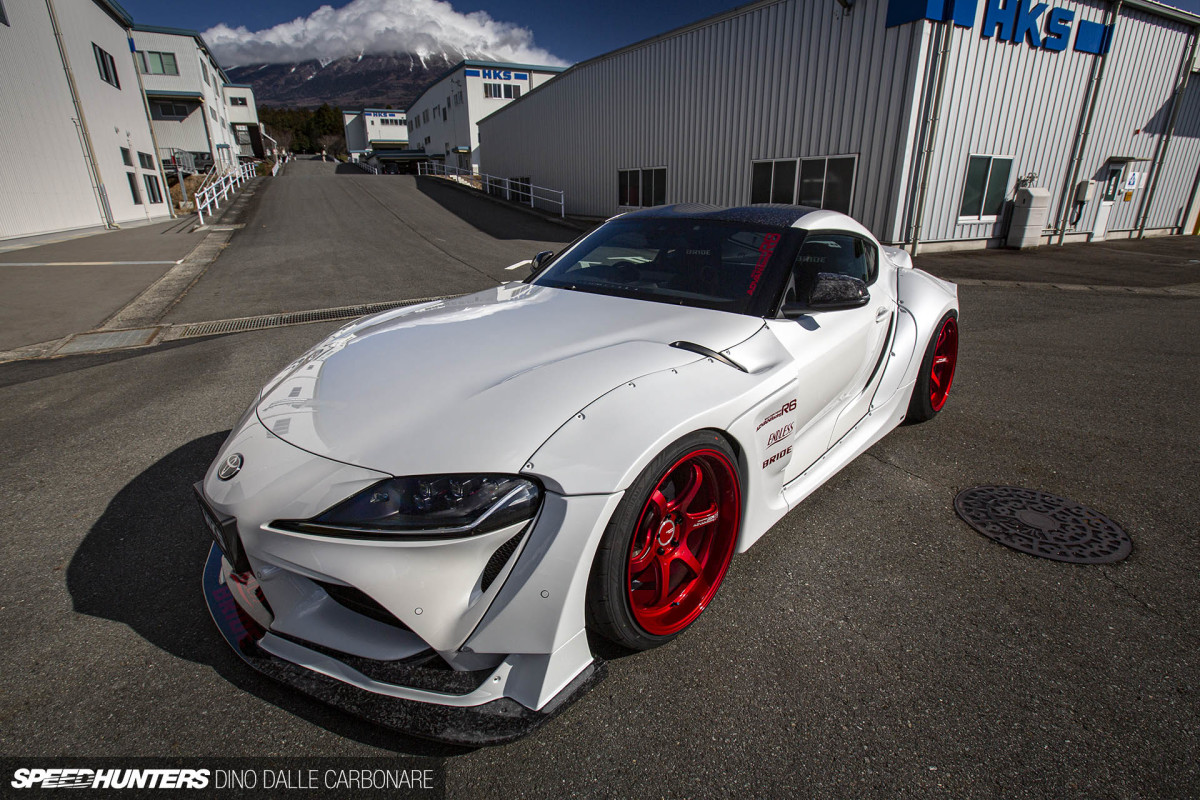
[196,162,257,225]
[418,161,565,218]
[358,161,379,175]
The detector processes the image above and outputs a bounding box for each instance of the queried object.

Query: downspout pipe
[1136,26,1199,238]
[45,0,115,229]
[909,20,952,255]
[1055,0,1124,246]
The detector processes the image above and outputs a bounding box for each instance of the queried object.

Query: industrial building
[0,1,266,242]
[132,25,267,168]
[0,0,174,239]
[479,0,1200,251]
[343,108,411,167]
[407,60,566,172]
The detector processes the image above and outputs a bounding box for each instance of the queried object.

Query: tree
[317,133,345,155]
[265,124,293,155]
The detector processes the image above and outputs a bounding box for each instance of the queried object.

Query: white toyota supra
[197,204,959,744]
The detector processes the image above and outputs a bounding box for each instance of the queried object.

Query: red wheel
[588,432,741,650]
[908,311,959,423]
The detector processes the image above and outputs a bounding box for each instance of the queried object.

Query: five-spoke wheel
[587,431,741,650]
[907,311,959,423]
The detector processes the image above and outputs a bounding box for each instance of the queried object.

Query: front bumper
[202,544,606,746]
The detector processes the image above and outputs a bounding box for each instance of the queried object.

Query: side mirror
[530,250,554,276]
[781,272,870,317]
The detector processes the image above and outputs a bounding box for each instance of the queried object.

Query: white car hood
[255,284,763,477]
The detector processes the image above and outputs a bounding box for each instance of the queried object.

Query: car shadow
[65,432,471,757]
[414,176,583,243]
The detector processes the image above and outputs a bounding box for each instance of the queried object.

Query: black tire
[906,310,959,424]
[586,430,741,652]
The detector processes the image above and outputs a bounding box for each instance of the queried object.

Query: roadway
[0,165,1196,798]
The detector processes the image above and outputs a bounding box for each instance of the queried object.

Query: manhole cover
[954,486,1131,564]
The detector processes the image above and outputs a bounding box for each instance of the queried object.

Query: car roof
[618,203,875,239]
[619,203,820,228]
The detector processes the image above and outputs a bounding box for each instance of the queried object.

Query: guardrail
[271,160,281,177]
[418,162,565,218]
[196,162,256,225]
[358,161,379,174]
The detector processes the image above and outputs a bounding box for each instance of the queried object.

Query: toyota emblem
[217,453,244,480]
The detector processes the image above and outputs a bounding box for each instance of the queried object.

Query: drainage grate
[169,296,456,339]
[954,486,1131,564]
[56,328,159,354]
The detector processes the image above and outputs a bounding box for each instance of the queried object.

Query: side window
[794,234,877,285]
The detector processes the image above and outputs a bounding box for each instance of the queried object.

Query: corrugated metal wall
[916,1,1196,243]
[1084,8,1200,233]
[60,1,168,226]
[479,0,924,238]
[1151,80,1200,232]
[0,1,106,239]
[482,0,1197,246]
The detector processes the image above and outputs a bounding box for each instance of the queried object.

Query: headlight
[274,475,541,539]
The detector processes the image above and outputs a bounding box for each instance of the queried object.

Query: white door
[767,233,894,482]
[1091,164,1124,241]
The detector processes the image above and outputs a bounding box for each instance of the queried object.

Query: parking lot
[0,158,1197,797]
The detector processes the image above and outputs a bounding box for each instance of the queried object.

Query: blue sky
[119,0,1200,67]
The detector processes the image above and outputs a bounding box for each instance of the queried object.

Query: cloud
[202,0,568,67]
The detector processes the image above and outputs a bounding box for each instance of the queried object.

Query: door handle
[875,307,890,322]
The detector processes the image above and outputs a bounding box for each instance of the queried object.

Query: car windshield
[531,217,797,315]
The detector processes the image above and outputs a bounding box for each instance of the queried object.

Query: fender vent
[314,580,411,631]
[481,532,525,591]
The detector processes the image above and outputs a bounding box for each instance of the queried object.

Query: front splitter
[202,544,605,746]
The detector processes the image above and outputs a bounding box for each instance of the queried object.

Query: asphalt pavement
[0,216,202,351]
[0,171,1196,798]
[161,159,579,324]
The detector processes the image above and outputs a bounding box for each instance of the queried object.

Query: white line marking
[505,259,532,271]
[0,260,180,267]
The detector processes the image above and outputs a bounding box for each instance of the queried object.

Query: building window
[157,102,189,118]
[200,62,210,86]
[143,174,163,204]
[229,96,248,106]
[210,107,217,122]
[750,155,855,214]
[484,83,504,98]
[137,51,178,75]
[120,147,132,166]
[503,84,521,99]
[126,173,142,204]
[93,43,120,89]
[137,151,154,170]
[958,155,1013,220]
[423,110,429,123]
[619,168,667,207]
